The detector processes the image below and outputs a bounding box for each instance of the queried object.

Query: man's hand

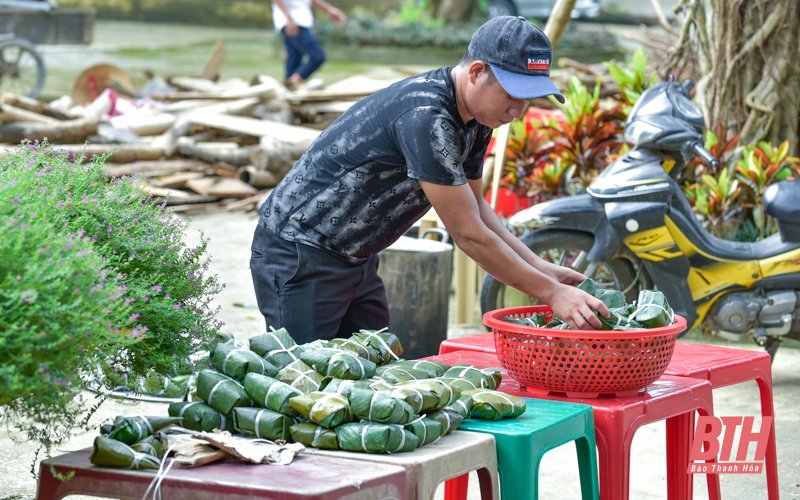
[548,283,609,330]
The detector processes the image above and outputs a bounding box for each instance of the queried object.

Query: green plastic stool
[444,398,599,500]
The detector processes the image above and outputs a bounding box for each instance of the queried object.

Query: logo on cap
[527,51,550,73]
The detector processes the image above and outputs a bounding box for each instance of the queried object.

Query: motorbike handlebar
[692,142,719,168]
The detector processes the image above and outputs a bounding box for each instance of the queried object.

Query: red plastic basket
[483,305,687,398]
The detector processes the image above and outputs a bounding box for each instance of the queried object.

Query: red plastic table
[439,335,779,499]
[426,350,716,500]
[36,447,408,500]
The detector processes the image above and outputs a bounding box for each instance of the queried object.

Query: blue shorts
[249,222,390,344]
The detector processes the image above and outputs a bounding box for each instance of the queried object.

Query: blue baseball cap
[467,16,565,103]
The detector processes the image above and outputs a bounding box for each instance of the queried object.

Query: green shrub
[0,140,223,449]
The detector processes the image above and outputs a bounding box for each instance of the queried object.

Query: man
[251,16,610,344]
[271,0,346,89]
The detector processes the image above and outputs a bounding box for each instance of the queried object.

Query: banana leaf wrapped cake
[211,342,279,381]
[335,422,419,454]
[104,416,182,445]
[90,435,161,470]
[343,387,416,425]
[250,327,305,368]
[352,329,404,364]
[233,407,294,441]
[243,372,303,417]
[196,369,252,414]
[290,422,339,450]
[289,391,352,428]
[168,401,235,432]
[463,389,526,421]
[300,347,377,380]
[277,359,325,393]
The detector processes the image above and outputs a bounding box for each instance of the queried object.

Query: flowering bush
[0,140,223,448]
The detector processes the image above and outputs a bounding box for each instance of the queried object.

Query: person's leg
[281,29,304,82]
[337,254,390,338]
[250,223,386,344]
[286,27,327,82]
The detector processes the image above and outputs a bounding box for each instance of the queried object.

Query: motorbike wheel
[480,229,649,315]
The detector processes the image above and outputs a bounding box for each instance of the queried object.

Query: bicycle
[0,33,45,98]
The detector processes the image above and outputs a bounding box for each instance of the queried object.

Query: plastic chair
[444,398,599,500]
[425,350,716,500]
[664,341,779,500]
[438,337,779,499]
[310,429,500,500]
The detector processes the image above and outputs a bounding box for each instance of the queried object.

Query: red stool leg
[443,473,470,500]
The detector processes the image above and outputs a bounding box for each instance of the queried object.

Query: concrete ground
[3,210,799,499]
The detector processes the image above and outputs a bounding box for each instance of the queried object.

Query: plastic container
[483,305,687,398]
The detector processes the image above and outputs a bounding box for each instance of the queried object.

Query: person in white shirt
[271,0,346,89]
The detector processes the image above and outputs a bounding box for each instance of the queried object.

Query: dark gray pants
[249,222,390,344]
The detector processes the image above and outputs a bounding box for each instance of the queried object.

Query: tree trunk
[666,0,799,154]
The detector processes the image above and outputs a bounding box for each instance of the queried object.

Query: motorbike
[481,78,800,358]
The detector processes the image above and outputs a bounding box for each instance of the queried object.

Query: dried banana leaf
[425,407,465,434]
[463,389,526,421]
[288,392,352,428]
[196,369,252,414]
[233,407,293,441]
[211,342,279,381]
[351,329,404,363]
[335,422,419,454]
[393,378,460,413]
[243,372,303,417]
[328,337,381,364]
[90,435,161,470]
[634,290,674,328]
[290,422,340,450]
[300,347,377,380]
[249,327,305,368]
[404,416,445,446]
[345,387,416,425]
[442,364,502,389]
[168,401,234,433]
[105,416,182,445]
[276,359,325,393]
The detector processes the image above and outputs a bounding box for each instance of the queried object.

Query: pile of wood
[0,62,402,214]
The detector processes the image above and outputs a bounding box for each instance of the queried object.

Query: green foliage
[604,48,660,112]
[0,140,223,449]
[495,48,797,243]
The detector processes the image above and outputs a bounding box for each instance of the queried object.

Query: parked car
[487,0,601,19]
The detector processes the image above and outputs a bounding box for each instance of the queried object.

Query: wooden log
[238,165,278,189]
[185,176,258,198]
[224,191,269,212]
[109,112,177,137]
[0,93,74,120]
[49,143,165,163]
[175,137,256,166]
[0,118,98,143]
[103,159,210,178]
[0,102,60,124]
[184,113,320,147]
[149,171,206,188]
[200,40,226,81]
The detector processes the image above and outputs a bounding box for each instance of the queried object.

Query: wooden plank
[184,113,320,146]
[185,176,258,198]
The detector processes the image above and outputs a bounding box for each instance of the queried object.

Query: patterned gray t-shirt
[260,67,492,263]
